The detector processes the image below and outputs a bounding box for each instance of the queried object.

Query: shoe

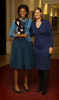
[14,88,22,93]
[25,88,30,91]
[24,84,30,91]
[36,88,42,92]
[42,90,47,95]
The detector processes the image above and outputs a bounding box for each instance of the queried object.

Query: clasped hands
[14,33,28,38]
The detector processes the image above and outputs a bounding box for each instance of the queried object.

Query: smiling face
[34,9,42,19]
[19,8,27,19]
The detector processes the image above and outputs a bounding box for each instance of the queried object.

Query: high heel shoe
[36,88,42,92]
[23,84,30,91]
[14,87,22,93]
[42,90,47,95]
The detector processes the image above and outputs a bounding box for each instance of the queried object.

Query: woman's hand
[49,47,53,54]
[23,34,28,38]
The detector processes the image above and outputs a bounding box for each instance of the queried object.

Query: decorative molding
[43,0,59,3]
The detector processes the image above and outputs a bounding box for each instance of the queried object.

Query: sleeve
[9,21,16,37]
[46,20,53,47]
[30,22,34,37]
[25,19,32,36]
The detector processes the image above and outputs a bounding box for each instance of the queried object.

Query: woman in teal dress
[9,4,34,93]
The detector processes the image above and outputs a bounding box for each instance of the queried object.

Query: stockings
[38,70,49,90]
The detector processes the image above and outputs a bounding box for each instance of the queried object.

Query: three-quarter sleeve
[25,19,32,36]
[9,21,16,37]
[30,22,34,37]
[46,21,53,47]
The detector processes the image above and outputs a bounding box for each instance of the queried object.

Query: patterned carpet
[0,59,59,100]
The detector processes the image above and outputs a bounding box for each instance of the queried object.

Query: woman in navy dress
[30,7,53,95]
[9,4,34,93]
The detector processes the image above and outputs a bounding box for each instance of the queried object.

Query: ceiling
[51,4,59,8]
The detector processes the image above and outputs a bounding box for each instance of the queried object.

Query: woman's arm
[14,34,28,38]
[9,21,28,38]
[46,21,53,54]
[9,21,16,37]
[30,22,34,37]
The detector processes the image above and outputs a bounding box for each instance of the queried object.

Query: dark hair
[18,4,29,17]
[33,7,43,21]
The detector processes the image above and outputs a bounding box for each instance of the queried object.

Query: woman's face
[34,9,42,19]
[19,8,27,19]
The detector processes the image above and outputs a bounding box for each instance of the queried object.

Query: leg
[36,70,43,92]
[42,70,49,95]
[24,70,30,91]
[14,69,21,91]
[38,70,43,89]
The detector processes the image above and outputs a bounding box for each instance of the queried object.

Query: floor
[0,47,59,100]
[0,59,59,100]
[0,47,59,67]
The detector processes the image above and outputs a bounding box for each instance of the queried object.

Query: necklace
[36,21,42,28]
[19,18,27,22]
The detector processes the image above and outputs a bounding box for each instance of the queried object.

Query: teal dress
[9,18,35,69]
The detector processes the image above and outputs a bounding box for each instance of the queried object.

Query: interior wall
[6,0,22,54]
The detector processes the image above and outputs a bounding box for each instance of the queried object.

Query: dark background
[0,0,6,55]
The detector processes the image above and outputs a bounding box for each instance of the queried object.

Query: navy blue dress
[30,20,53,70]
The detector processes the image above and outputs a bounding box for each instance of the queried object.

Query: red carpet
[0,59,59,100]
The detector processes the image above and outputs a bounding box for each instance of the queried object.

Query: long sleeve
[24,19,32,35]
[25,19,32,35]
[9,21,16,37]
[30,22,34,37]
[46,21,53,47]
[24,19,33,42]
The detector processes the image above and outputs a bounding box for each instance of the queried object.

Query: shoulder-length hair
[32,7,43,21]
